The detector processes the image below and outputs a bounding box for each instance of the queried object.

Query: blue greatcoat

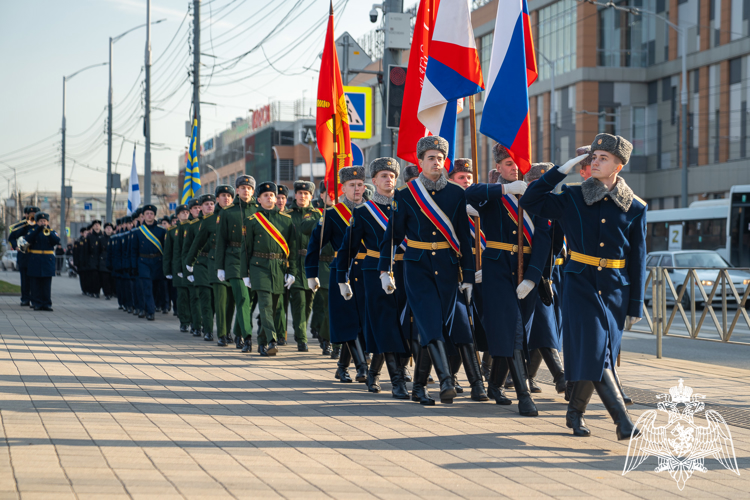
[528,220,565,352]
[338,200,407,354]
[465,183,551,357]
[306,204,365,344]
[25,226,61,278]
[129,222,167,279]
[377,179,475,347]
[520,167,647,382]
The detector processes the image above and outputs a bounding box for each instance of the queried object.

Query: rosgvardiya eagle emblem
[623,379,740,490]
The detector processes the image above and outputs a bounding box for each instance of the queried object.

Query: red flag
[396,0,440,167]
[316,2,351,201]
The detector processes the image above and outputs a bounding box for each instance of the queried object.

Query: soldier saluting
[521,133,646,440]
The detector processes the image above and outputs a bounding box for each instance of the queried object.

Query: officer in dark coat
[8,205,39,306]
[377,136,475,404]
[24,212,60,311]
[83,220,106,298]
[129,204,167,320]
[521,133,646,440]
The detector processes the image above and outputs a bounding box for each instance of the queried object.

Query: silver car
[1,250,18,271]
[644,250,750,308]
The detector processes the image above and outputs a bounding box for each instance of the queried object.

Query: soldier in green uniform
[274,184,291,343]
[241,182,298,356]
[168,204,191,331]
[185,194,217,341]
[186,185,240,347]
[183,199,203,336]
[216,175,258,352]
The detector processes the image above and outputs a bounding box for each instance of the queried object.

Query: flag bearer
[129,204,167,321]
[185,194,217,341]
[25,212,60,311]
[378,137,475,405]
[241,182,298,356]
[521,133,645,440]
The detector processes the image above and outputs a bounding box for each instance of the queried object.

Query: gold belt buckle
[599,258,608,268]
[512,244,518,253]
[431,242,438,250]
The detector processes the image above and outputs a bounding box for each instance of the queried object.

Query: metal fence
[632,267,750,357]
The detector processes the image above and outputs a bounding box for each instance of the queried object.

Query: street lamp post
[61,62,107,247]
[271,146,281,185]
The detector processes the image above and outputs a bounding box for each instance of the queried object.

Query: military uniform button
[513,230,517,235]
[604,197,608,201]
[600,242,604,247]
[431,251,436,255]
[355,278,358,281]
[601,219,606,223]
[432,191,436,195]
[598,290,602,295]
[434,271,438,275]
[432,231,436,235]
[597,266,602,271]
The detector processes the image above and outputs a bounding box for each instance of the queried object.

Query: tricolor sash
[333,203,352,226]
[501,194,534,248]
[254,213,290,257]
[139,225,163,254]
[363,200,388,231]
[407,179,461,255]
[468,216,487,251]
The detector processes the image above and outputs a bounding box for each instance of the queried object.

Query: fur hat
[576,145,593,167]
[175,204,189,215]
[199,194,216,204]
[235,175,256,189]
[403,165,420,182]
[450,158,472,177]
[256,182,277,196]
[416,136,449,159]
[34,212,49,222]
[277,184,289,197]
[493,143,511,163]
[187,199,201,209]
[318,180,327,193]
[294,181,315,194]
[215,185,235,197]
[369,157,400,179]
[142,204,157,215]
[488,169,501,184]
[590,133,633,165]
[338,165,366,184]
[525,163,554,183]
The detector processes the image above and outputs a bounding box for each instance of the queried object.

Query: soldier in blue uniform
[521,133,646,440]
[129,204,167,321]
[8,205,40,306]
[377,136,475,405]
[24,212,60,311]
[128,208,146,316]
[337,158,409,399]
[306,166,369,384]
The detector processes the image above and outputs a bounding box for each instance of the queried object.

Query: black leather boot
[426,340,457,404]
[612,365,633,406]
[593,369,640,441]
[367,353,385,393]
[527,349,543,393]
[449,354,464,394]
[235,335,244,349]
[331,345,341,360]
[507,350,538,416]
[458,344,489,401]
[346,339,368,383]
[192,327,202,337]
[565,381,574,401]
[481,351,492,381]
[411,342,434,405]
[384,352,409,399]
[203,330,213,341]
[400,354,412,382]
[566,381,594,437]
[335,344,353,382]
[487,356,512,405]
[504,372,514,389]
[539,347,567,394]
[241,336,253,353]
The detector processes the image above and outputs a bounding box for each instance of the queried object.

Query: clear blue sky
[0,0,377,196]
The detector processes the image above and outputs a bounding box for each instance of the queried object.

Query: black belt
[253,252,287,261]
[298,249,307,256]
[228,242,242,248]
[140,253,160,258]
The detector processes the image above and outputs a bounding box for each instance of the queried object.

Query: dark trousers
[139,277,155,315]
[152,278,167,310]
[19,266,31,303]
[135,276,145,311]
[89,270,101,295]
[101,272,115,297]
[168,282,177,312]
[29,276,52,308]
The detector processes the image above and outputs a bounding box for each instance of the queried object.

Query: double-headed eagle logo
[623,379,740,490]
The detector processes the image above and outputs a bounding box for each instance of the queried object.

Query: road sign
[351,143,363,167]
[84,203,92,211]
[343,86,372,139]
[668,223,683,250]
[169,202,177,211]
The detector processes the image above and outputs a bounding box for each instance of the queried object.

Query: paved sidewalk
[0,273,748,499]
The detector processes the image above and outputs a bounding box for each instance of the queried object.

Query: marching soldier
[241,182,298,355]
[216,175,258,352]
[337,158,409,399]
[311,180,330,210]
[129,204,167,321]
[8,205,39,306]
[185,194,217,341]
[306,166,369,383]
[378,136,475,405]
[521,133,645,440]
[129,208,146,316]
[101,222,116,300]
[300,212,334,356]
[183,199,203,335]
[24,212,60,311]
[166,205,191,331]
[576,145,592,180]
[83,220,106,298]
[273,183,292,343]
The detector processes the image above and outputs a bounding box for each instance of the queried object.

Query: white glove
[474,270,482,284]
[17,237,27,248]
[466,204,479,217]
[217,269,225,282]
[626,316,642,328]
[503,181,527,196]
[284,274,296,289]
[339,282,353,300]
[558,153,591,175]
[186,265,193,273]
[187,275,194,283]
[177,272,183,278]
[166,275,172,280]
[243,277,251,288]
[516,279,535,299]
[308,277,320,292]
[459,282,473,303]
[380,272,396,294]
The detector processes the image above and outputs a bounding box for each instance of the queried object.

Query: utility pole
[61,75,67,246]
[193,0,201,175]
[680,30,688,208]
[107,37,113,223]
[380,0,403,158]
[342,34,350,84]
[144,0,152,204]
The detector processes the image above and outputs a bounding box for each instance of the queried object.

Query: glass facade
[598,0,656,68]
[536,0,577,81]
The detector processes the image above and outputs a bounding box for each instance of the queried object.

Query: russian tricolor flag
[479,0,538,174]
[417,0,484,172]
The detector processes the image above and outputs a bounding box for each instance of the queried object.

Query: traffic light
[386,65,407,129]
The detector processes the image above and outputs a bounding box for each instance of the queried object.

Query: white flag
[127,146,140,215]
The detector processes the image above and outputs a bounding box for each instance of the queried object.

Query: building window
[536,0,577,81]
[599,106,619,135]
[632,106,646,156]
[477,33,493,101]
[279,159,294,181]
[598,0,654,68]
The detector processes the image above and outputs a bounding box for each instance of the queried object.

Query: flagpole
[468,96,481,271]
[517,173,524,285]
[330,0,338,205]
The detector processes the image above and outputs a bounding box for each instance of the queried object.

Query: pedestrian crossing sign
[343,86,372,139]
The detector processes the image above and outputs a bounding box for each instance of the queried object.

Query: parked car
[1,250,17,271]
[644,250,750,308]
